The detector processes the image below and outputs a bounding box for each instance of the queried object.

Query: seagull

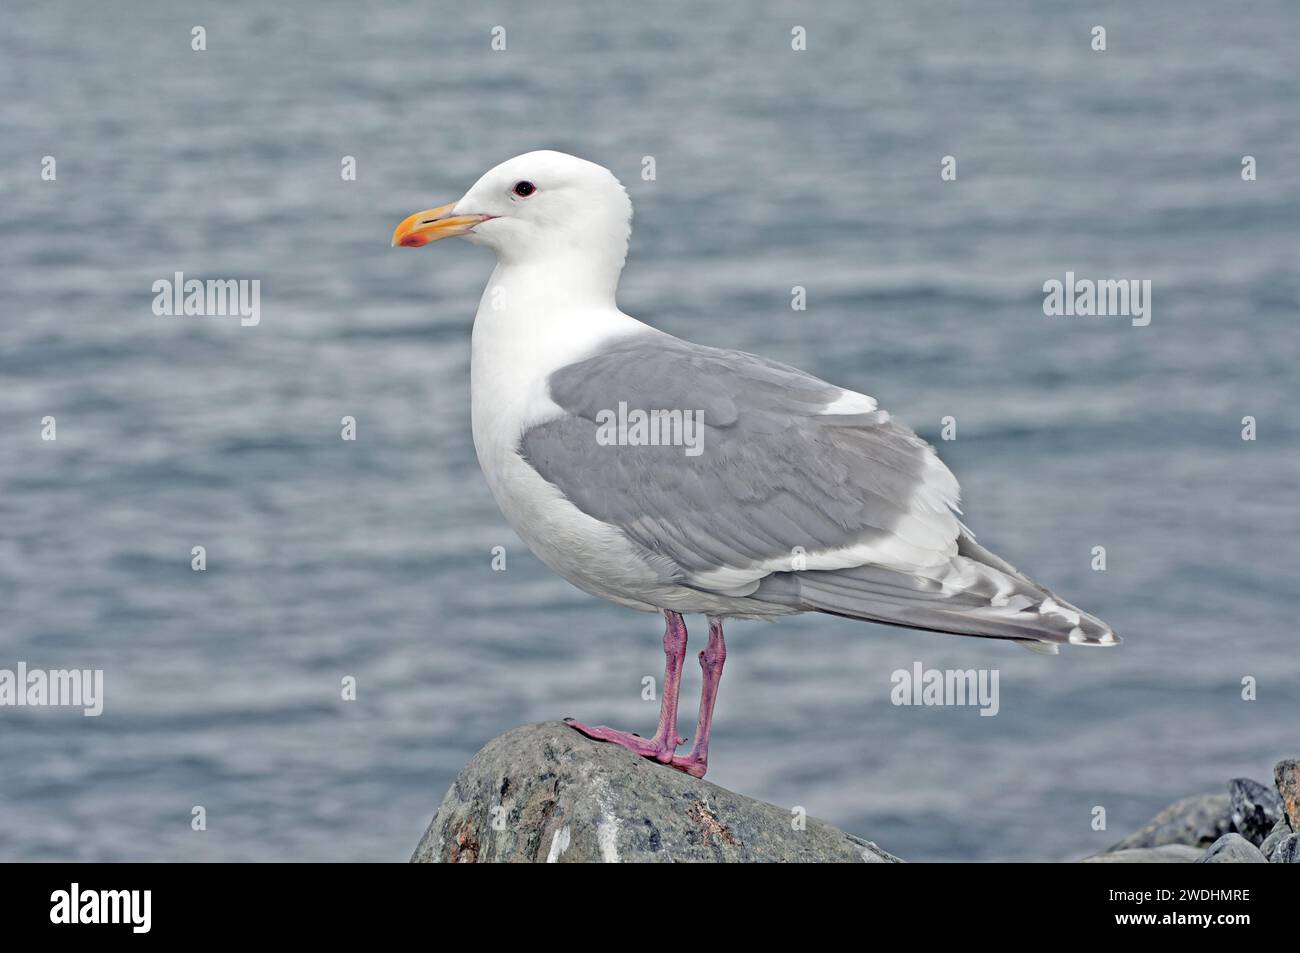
[393,150,1117,779]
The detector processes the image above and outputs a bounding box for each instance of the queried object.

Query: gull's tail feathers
[749,530,1118,649]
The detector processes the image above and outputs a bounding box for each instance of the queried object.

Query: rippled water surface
[1,1,1297,861]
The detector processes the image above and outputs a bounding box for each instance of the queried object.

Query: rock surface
[1228,777,1284,844]
[1274,760,1300,831]
[1081,845,1202,863]
[1103,793,1232,853]
[412,722,901,863]
[1272,834,1300,864]
[413,728,1299,863]
[1195,832,1267,863]
[1260,818,1290,860]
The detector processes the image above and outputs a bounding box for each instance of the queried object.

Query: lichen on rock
[412,722,900,863]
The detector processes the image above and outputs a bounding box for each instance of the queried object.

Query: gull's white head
[392,150,632,273]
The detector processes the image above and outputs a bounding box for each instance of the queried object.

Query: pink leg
[565,610,688,763]
[671,617,726,779]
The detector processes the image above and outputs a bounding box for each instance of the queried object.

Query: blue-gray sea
[2,1,1297,862]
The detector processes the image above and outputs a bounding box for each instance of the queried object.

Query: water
[1,0,1297,861]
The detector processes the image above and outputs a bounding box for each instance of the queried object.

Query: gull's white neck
[485,253,619,309]
[469,254,649,475]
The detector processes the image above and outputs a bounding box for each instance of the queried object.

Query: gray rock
[1274,760,1300,831]
[1105,793,1233,852]
[1271,833,1300,863]
[1229,777,1284,844]
[1195,832,1268,863]
[1260,818,1290,860]
[411,722,902,863]
[1081,845,1203,863]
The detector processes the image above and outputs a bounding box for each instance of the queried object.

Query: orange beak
[391,203,492,247]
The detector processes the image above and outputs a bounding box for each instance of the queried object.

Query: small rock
[1274,760,1300,831]
[1196,832,1268,863]
[412,722,902,863]
[1229,777,1283,845]
[1104,793,1232,852]
[1081,845,1202,863]
[1271,834,1300,864]
[1260,818,1290,860]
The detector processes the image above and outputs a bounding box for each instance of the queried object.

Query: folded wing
[519,331,1115,647]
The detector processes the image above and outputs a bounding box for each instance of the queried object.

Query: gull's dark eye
[513,180,536,197]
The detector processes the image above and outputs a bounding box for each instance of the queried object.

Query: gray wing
[520,331,961,593]
[519,331,1116,646]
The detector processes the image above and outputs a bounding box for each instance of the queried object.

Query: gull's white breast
[466,272,792,618]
